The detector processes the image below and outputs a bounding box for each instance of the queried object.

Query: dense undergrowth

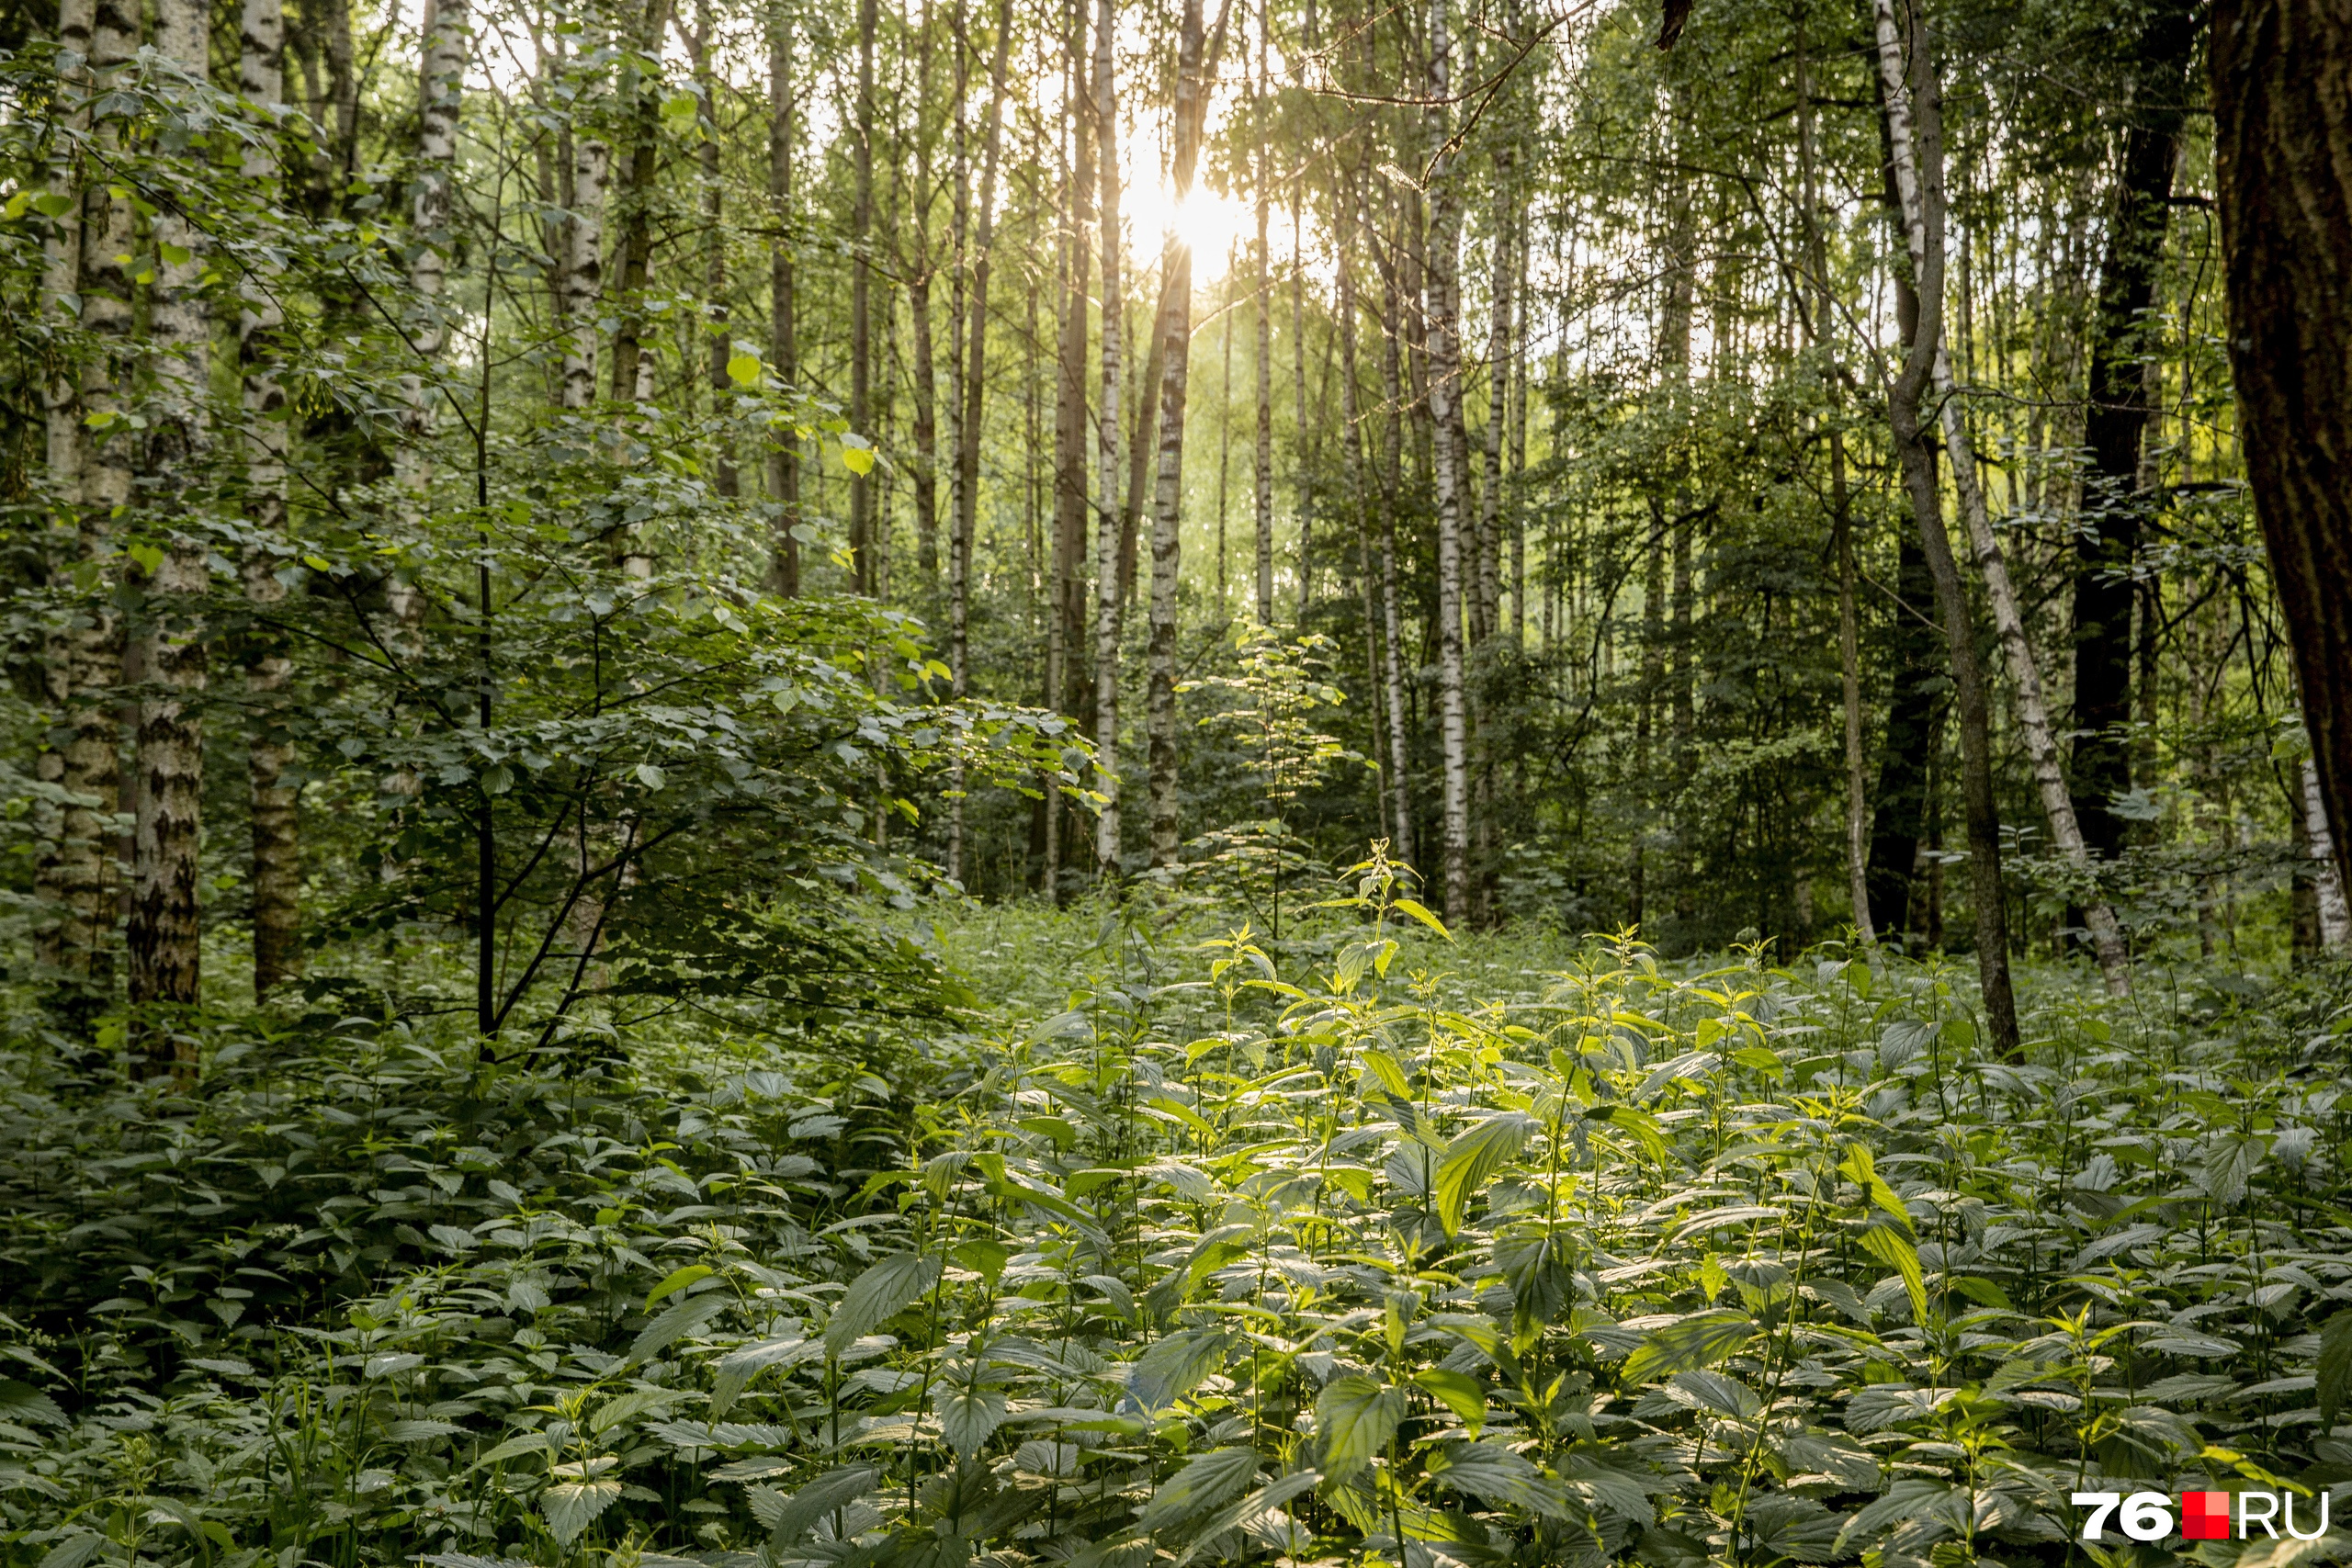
[5,866,2352,1568]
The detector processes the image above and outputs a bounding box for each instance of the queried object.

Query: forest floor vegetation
[4,867,2350,1568]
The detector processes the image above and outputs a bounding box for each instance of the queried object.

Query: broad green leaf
[645,1264,713,1308]
[1412,1368,1487,1437]
[1136,1445,1258,1531]
[1433,1111,1534,1235]
[0,1378,65,1427]
[1125,1328,1227,1412]
[1620,1309,1756,1385]
[1314,1374,1404,1482]
[762,1464,880,1543]
[1389,897,1453,940]
[824,1251,942,1357]
[1362,1048,1413,1100]
[710,1336,822,1416]
[1427,1439,1568,1517]
[841,442,875,476]
[937,1381,1007,1458]
[470,1431,555,1469]
[2200,1131,2266,1208]
[1857,1221,1927,1324]
[631,1288,729,1362]
[2319,1308,2352,1430]
[541,1477,621,1545]
[726,352,761,387]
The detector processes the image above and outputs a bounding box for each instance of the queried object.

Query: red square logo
[2182,1491,2231,1540]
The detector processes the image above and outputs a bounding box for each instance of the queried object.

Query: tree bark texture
[2209,0,2352,899]
[1880,1,2019,1060]
[1145,0,1226,870]
[1091,0,1124,876]
[1424,0,1472,923]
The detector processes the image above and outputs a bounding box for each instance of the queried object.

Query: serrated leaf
[2319,1307,2352,1431]
[1412,1368,1487,1438]
[1125,1327,1228,1412]
[824,1251,941,1358]
[1427,1439,1568,1517]
[631,1289,729,1363]
[760,1464,879,1543]
[1137,1445,1258,1531]
[1314,1375,1403,1483]
[711,1337,821,1416]
[1620,1309,1755,1385]
[645,1264,712,1308]
[1433,1111,1534,1235]
[937,1381,1006,1458]
[541,1478,621,1545]
[0,1379,65,1427]
[1857,1221,1927,1324]
[1389,897,1453,940]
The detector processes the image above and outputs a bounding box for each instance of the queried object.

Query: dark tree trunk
[2070,0,2198,860]
[1866,532,1945,941]
[2210,0,2352,899]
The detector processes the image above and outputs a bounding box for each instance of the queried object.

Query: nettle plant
[3,870,2349,1568]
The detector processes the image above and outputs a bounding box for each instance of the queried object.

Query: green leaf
[157,241,191,265]
[840,439,876,476]
[1857,1221,1928,1324]
[1125,1327,1228,1412]
[1433,1111,1534,1235]
[1314,1374,1404,1483]
[541,1477,621,1545]
[0,1378,65,1427]
[936,1381,1007,1458]
[762,1464,879,1544]
[127,542,164,575]
[470,1431,555,1469]
[824,1251,942,1358]
[647,1265,713,1309]
[630,1288,729,1362]
[1427,1439,1568,1518]
[1412,1368,1487,1438]
[1137,1445,1259,1532]
[1361,1048,1414,1100]
[635,761,667,791]
[2319,1307,2352,1431]
[726,352,761,387]
[710,1336,821,1416]
[1389,897,1453,941]
[1620,1309,1756,1385]
[2200,1131,2266,1208]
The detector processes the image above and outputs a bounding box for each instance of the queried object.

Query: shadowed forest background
[2,0,2352,1565]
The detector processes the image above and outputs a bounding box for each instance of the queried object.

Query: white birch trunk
[1091,0,1124,877]
[1425,0,1472,922]
[2307,759,2351,950]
